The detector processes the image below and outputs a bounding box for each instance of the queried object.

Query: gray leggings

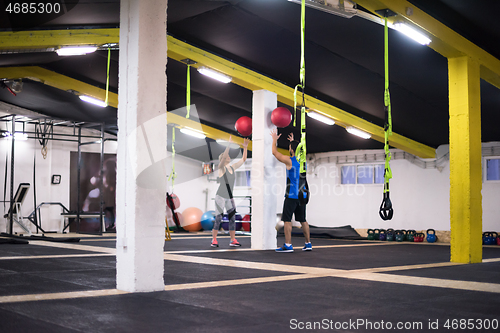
[214,195,236,231]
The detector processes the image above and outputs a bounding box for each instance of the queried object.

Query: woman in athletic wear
[270,129,311,252]
[211,135,249,248]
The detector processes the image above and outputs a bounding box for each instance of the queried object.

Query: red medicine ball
[235,116,252,137]
[271,107,292,128]
[167,193,180,210]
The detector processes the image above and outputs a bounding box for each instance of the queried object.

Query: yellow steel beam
[448,56,482,263]
[0,66,116,105]
[354,0,500,89]
[167,36,435,158]
[0,66,289,155]
[0,29,435,157]
[0,29,119,50]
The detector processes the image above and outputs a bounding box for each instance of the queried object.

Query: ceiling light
[180,127,206,139]
[56,46,97,56]
[197,67,232,83]
[392,23,431,45]
[306,111,335,125]
[14,132,28,140]
[3,132,28,140]
[15,116,31,122]
[346,126,371,139]
[288,0,357,19]
[216,139,240,149]
[79,95,107,107]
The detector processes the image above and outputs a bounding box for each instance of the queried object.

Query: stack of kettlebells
[366,228,438,243]
[482,232,500,246]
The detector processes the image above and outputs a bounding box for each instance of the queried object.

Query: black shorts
[281,197,306,223]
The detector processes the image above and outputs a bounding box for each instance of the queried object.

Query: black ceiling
[1,0,499,161]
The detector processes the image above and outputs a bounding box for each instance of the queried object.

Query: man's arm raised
[270,129,292,169]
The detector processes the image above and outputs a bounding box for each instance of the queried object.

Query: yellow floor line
[0,253,114,261]
[338,271,500,294]
[164,253,352,275]
[164,253,500,294]
[0,289,128,304]
[482,257,500,263]
[29,241,116,254]
[352,261,465,273]
[163,242,394,254]
[1,240,499,305]
[164,274,317,291]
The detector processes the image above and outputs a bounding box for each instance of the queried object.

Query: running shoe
[275,243,293,252]
[211,239,219,248]
[302,242,312,251]
[229,239,241,247]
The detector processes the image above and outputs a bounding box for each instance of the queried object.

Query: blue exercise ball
[200,210,216,230]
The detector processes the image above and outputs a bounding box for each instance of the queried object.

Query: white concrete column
[116,0,167,292]
[251,90,278,250]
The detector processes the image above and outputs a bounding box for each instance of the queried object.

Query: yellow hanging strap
[186,64,191,118]
[379,16,394,221]
[293,0,306,128]
[168,128,176,191]
[105,48,111,106]
[165,128,176,241]
[294,0,307,174]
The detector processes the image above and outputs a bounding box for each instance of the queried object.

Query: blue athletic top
[285,156,306,199]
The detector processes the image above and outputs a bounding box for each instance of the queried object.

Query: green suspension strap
[166,127,181,234]
[168,128,177,191]
[293,0,306,128]
[165,128,177,240]
[186,64,191,118]
[105,48,111,106]
[379,17,394,221]
[294,0,309,206]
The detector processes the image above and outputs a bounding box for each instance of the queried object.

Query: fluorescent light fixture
[392,23,431,45]
[216,139,240,149]
[197,67,232,83]
[56,46,98,56]
[306,111,335,125]
[346,126,371,139]
[3,132,28,140]
[14,132,28,140]
[180,127,206,139]
[15,116,31,122]
[288,0,357,19]
[79,95,107,107]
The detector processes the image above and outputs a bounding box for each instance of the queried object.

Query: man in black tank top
[211,136,249,248]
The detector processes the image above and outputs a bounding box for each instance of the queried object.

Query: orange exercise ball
[181,207,203,232]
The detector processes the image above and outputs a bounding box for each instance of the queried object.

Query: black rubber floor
[1,234,499,333]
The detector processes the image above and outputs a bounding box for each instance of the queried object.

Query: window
[485,157,500,181]
[357,165,373,184]
[341,164,385,184]
[341,165,356,184]
[235,170,251,187]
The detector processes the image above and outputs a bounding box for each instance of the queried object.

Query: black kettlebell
[406,229,416,242]
[367,229,375,240]
[395,230,406,242]
[386,229,395,241]
[379,229,387,241]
